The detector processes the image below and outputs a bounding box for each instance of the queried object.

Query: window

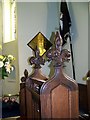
[2,0,17,43]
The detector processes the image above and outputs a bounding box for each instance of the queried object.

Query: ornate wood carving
[26,47,48,93]
[20,31,79,119]
[46,31,70,67]
[21,69,28,83]
[28,47,45,69]
[40,31,79,118]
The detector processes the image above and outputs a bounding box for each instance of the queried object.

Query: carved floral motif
[46,31,70,67]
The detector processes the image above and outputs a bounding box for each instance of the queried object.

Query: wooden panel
[26,88,41,119]
[40,94,51,118]
[40,70,79,119]
[69,90,79,118]
[26,88,33,118]
[52,85,69,118]
[78,83,88,113]
[87,80,90,114]
[19,83,26,118]
[32,100,40,118]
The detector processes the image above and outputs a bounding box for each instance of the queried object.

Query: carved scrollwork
[46,31,70,67]
[28,47,45,68]
[21,69,28,82]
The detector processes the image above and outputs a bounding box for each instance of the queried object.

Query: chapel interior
[0,1,90,120]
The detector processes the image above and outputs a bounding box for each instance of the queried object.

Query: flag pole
[69,34,76,80]
[59,0,76,80]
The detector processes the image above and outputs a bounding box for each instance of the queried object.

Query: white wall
[0,2,2,55]
[17,2,59,79]
[0,2,20,95]
[59,2,88,84]
[70,2,88,84]
[17,2,88,84]
[88,2,90,70]
[2,40,19,95]
[0,2,2,98]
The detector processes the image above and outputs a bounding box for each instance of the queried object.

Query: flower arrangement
[0,55,15,79]
[2,93,19,103]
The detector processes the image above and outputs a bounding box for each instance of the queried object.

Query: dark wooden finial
[29,47,45,69]
[21,69,28,82]
[46,31,70,67]
[27,32,52,69]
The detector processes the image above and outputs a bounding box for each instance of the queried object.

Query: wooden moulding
[40,31,79,119]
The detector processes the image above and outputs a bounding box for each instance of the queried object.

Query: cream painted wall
[0,2,2,98]
[70,2,88,84]
[0,2,2,117]
[64,2,88,84]
[2,40,19,95]
[0,2,2,54]
[17,2,88,84]
[17,2,59,79]
[1,2,20,95]
[88,1,90,70]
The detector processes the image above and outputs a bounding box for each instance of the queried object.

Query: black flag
[60,0,71,45]
[60,0,76,80]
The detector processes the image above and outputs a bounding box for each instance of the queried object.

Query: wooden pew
[78,80,90,120]
[87,80,90,115]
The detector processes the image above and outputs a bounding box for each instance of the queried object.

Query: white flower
[4,62,11,73]
[0,54,15,79]
[11,66,14,71]
[8,55,15,60]
[0,61,4,68]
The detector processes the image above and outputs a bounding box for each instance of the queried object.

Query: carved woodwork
[20,48,48,119]
[87,80,90,115]
[20,69,28,119]
[83,70,90,116]
[78,82,90,120]
[20,33,49,119]
[85,70,90,115]
[40,31,79,119]
[20,31,79,119]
